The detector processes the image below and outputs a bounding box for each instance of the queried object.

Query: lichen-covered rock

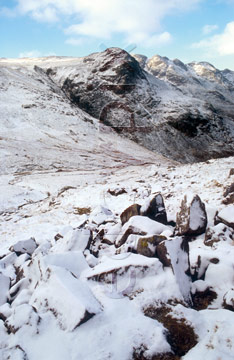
[215,205,234,229]
[136,235,167,257]
[141,194,167,225]
[120,204,141,225]
[175,195,207,236]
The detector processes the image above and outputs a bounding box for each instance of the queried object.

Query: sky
[0,0,234,70]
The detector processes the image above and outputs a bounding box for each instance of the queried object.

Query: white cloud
[193,22,234,56]
[202,24,218,35]
[19,50,56,58]
[4,0,201,46]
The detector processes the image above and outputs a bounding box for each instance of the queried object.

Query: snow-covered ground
[0,55,234,360]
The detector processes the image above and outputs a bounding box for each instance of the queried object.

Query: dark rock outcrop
[141,194,167,225]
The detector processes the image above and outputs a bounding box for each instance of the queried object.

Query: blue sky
[0,0,234,69]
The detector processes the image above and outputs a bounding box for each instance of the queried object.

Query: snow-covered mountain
[0,50,234,360]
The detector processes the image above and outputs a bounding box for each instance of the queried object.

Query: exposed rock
[137,235,167,257]
[107,187,127,196]
[141,194,167,225]
[144,305,198,357]
[175,195,207,236]
[215,205,234,229]
[223,182,234,197]
[156,241,172,267]
[223,182,234,204]
[120,204,141,225]
[9,238,37,256]
[115,225,147,248]
[229,168,234,176]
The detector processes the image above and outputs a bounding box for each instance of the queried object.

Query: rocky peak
[25,47,234,163]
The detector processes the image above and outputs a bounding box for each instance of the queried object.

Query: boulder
[51,229,92,253]
[115,216,169,248]
[156,237,191,304]
[9,238,37,256]
[175,195,207,236]
[120,204,141,225]
[204,223,234,247]
[30,264,102,331]
[136,235,167,257]
[215,205,234,229]
[141,194,167,224]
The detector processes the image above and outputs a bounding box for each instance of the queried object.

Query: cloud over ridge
[5,0,201,46]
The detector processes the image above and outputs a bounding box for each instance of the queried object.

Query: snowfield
[0,52,234,360]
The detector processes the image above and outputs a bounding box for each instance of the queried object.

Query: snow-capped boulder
[1,345,28,360]
[84,253,162,296]
[120,203,141,225]
[156,237,191,304]
[175,195,207,236]
[141,193,167,225]
[115,215,170,248]
[9,238,37,256]
[204,223,234,247]
[5,304,40,335]
[51,229,92,253]
[116,234,167,257]
[43,251,89,278]
[30,265,102,331]
[215,205,234,229]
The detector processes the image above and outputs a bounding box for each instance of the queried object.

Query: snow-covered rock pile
[0,186,234,359]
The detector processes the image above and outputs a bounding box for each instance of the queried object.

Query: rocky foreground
[0,156,234,359]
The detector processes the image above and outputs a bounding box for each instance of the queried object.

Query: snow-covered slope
[0,51,234,360]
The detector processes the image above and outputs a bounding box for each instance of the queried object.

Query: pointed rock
[175,195,207,236]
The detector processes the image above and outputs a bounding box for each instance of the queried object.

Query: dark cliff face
[46,48,234,163]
